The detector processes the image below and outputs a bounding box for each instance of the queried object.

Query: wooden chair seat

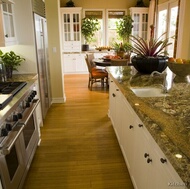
[85,54,108,90]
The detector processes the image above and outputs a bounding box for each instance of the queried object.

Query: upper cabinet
[60,7,82,52]
[130,7,148,40]
[0,1,17,46]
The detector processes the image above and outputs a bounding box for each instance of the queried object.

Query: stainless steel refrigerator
[33,13,51,119]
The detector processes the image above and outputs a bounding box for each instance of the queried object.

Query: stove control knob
[26,102,30,108]
[17,113,22,119]
[32,90,37,96]
[31,91,36,98]
[13,114,18,121]
[1,128,8,136]
[5,123,12,131]
[28,96,32,102]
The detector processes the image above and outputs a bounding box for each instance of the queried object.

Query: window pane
[84,10,103,48]
[90,19,103,48]
[168,6,178,57]
[108,18,120,46]
[157,9,167,37]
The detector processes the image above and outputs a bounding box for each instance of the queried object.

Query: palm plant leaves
[130,33,172,57]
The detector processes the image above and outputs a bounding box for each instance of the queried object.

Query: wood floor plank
[23,74,134,189]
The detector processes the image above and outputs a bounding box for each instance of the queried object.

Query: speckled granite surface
[107,66,190,188]
[7,73,38,82]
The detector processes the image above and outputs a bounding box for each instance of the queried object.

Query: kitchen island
[107,66,190,189]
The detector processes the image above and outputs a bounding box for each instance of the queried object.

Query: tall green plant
[116,15,134,42]
[81,17,100,44]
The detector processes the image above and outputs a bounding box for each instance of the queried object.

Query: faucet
[150,71,168,93]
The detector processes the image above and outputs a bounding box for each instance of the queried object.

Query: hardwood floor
[23,74,134,189]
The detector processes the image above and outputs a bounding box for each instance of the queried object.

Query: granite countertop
[7,73,38,82]
[107,66,190,187]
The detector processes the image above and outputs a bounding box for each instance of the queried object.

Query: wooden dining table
[93,58,132,67]
[93,58,111,66]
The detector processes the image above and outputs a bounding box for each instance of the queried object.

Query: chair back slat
[86,53,96,68]
[85,56,93,73]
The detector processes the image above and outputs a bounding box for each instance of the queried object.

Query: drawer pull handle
[147,158,152,163]
[144,153,149,158]
[112,93,116,97]
[138,124,143,127]
[129,125,133,129]
[160,158,167,164]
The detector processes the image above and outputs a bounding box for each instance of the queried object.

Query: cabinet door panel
[60,8,81,52]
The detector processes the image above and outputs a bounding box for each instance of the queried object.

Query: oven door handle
[0,124,25,155]
[20,99,40,125]
[0,99,40,155]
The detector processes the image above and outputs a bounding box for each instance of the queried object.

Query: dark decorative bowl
[131,55,168,74]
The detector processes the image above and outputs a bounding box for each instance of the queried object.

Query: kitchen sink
[130,87,170,97]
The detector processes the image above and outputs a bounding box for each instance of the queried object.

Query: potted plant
[0,50,25,78]
[130,25,172,74]
[81,17,100,51]
[112,42,132,59]
[115,14,133,59]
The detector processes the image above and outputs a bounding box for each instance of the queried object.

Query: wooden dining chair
[85,55,108,90]
[111,59,128,66]
[86,53,106,70]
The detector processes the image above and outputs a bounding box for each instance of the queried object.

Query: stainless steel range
[0,81,41,189]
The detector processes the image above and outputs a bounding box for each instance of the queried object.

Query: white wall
[0,0,38,74]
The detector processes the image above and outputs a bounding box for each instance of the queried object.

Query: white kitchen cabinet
[108,78,186,189]
[129,7,148,40]
[108,79,122,143]
[60,7,82,52]
[63,53,87,74]
[0,1,17,46]
[120,95,135,177]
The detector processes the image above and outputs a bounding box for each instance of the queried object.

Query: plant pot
[5,66,13,78]
[82,44,89,51]
[131,55,168,74]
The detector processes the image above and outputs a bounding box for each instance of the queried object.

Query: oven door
[0,126,25,189]
[16,99,40,189]
[0,99,40,189]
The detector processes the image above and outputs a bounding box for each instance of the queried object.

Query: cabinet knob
[138,124,143,127]
[129,125,133,129]
[144,153,149,158]
[112,93,116,97]
[147,158,152,163]
[160,158,167,164]
[116,89,119,91]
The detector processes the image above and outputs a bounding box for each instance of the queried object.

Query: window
[106,10,127,46]
[157,1,178,57]
[83,9,104,49]
[83,9,127,49]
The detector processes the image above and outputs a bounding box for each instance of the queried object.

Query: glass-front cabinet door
[0,1,17,46]
[130,7,148,40]
[60,7,82,52]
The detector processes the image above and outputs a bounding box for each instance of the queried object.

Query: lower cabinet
[62,53,88,74]
[109,78,186,189]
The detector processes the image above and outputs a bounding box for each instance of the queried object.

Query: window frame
[82,9,105,48]
[82,9,128,48]
[105,9,127,46]
[156,0,178,57]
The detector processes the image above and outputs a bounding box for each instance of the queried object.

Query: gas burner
[0,82,27,110]
[0,82,27,96]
